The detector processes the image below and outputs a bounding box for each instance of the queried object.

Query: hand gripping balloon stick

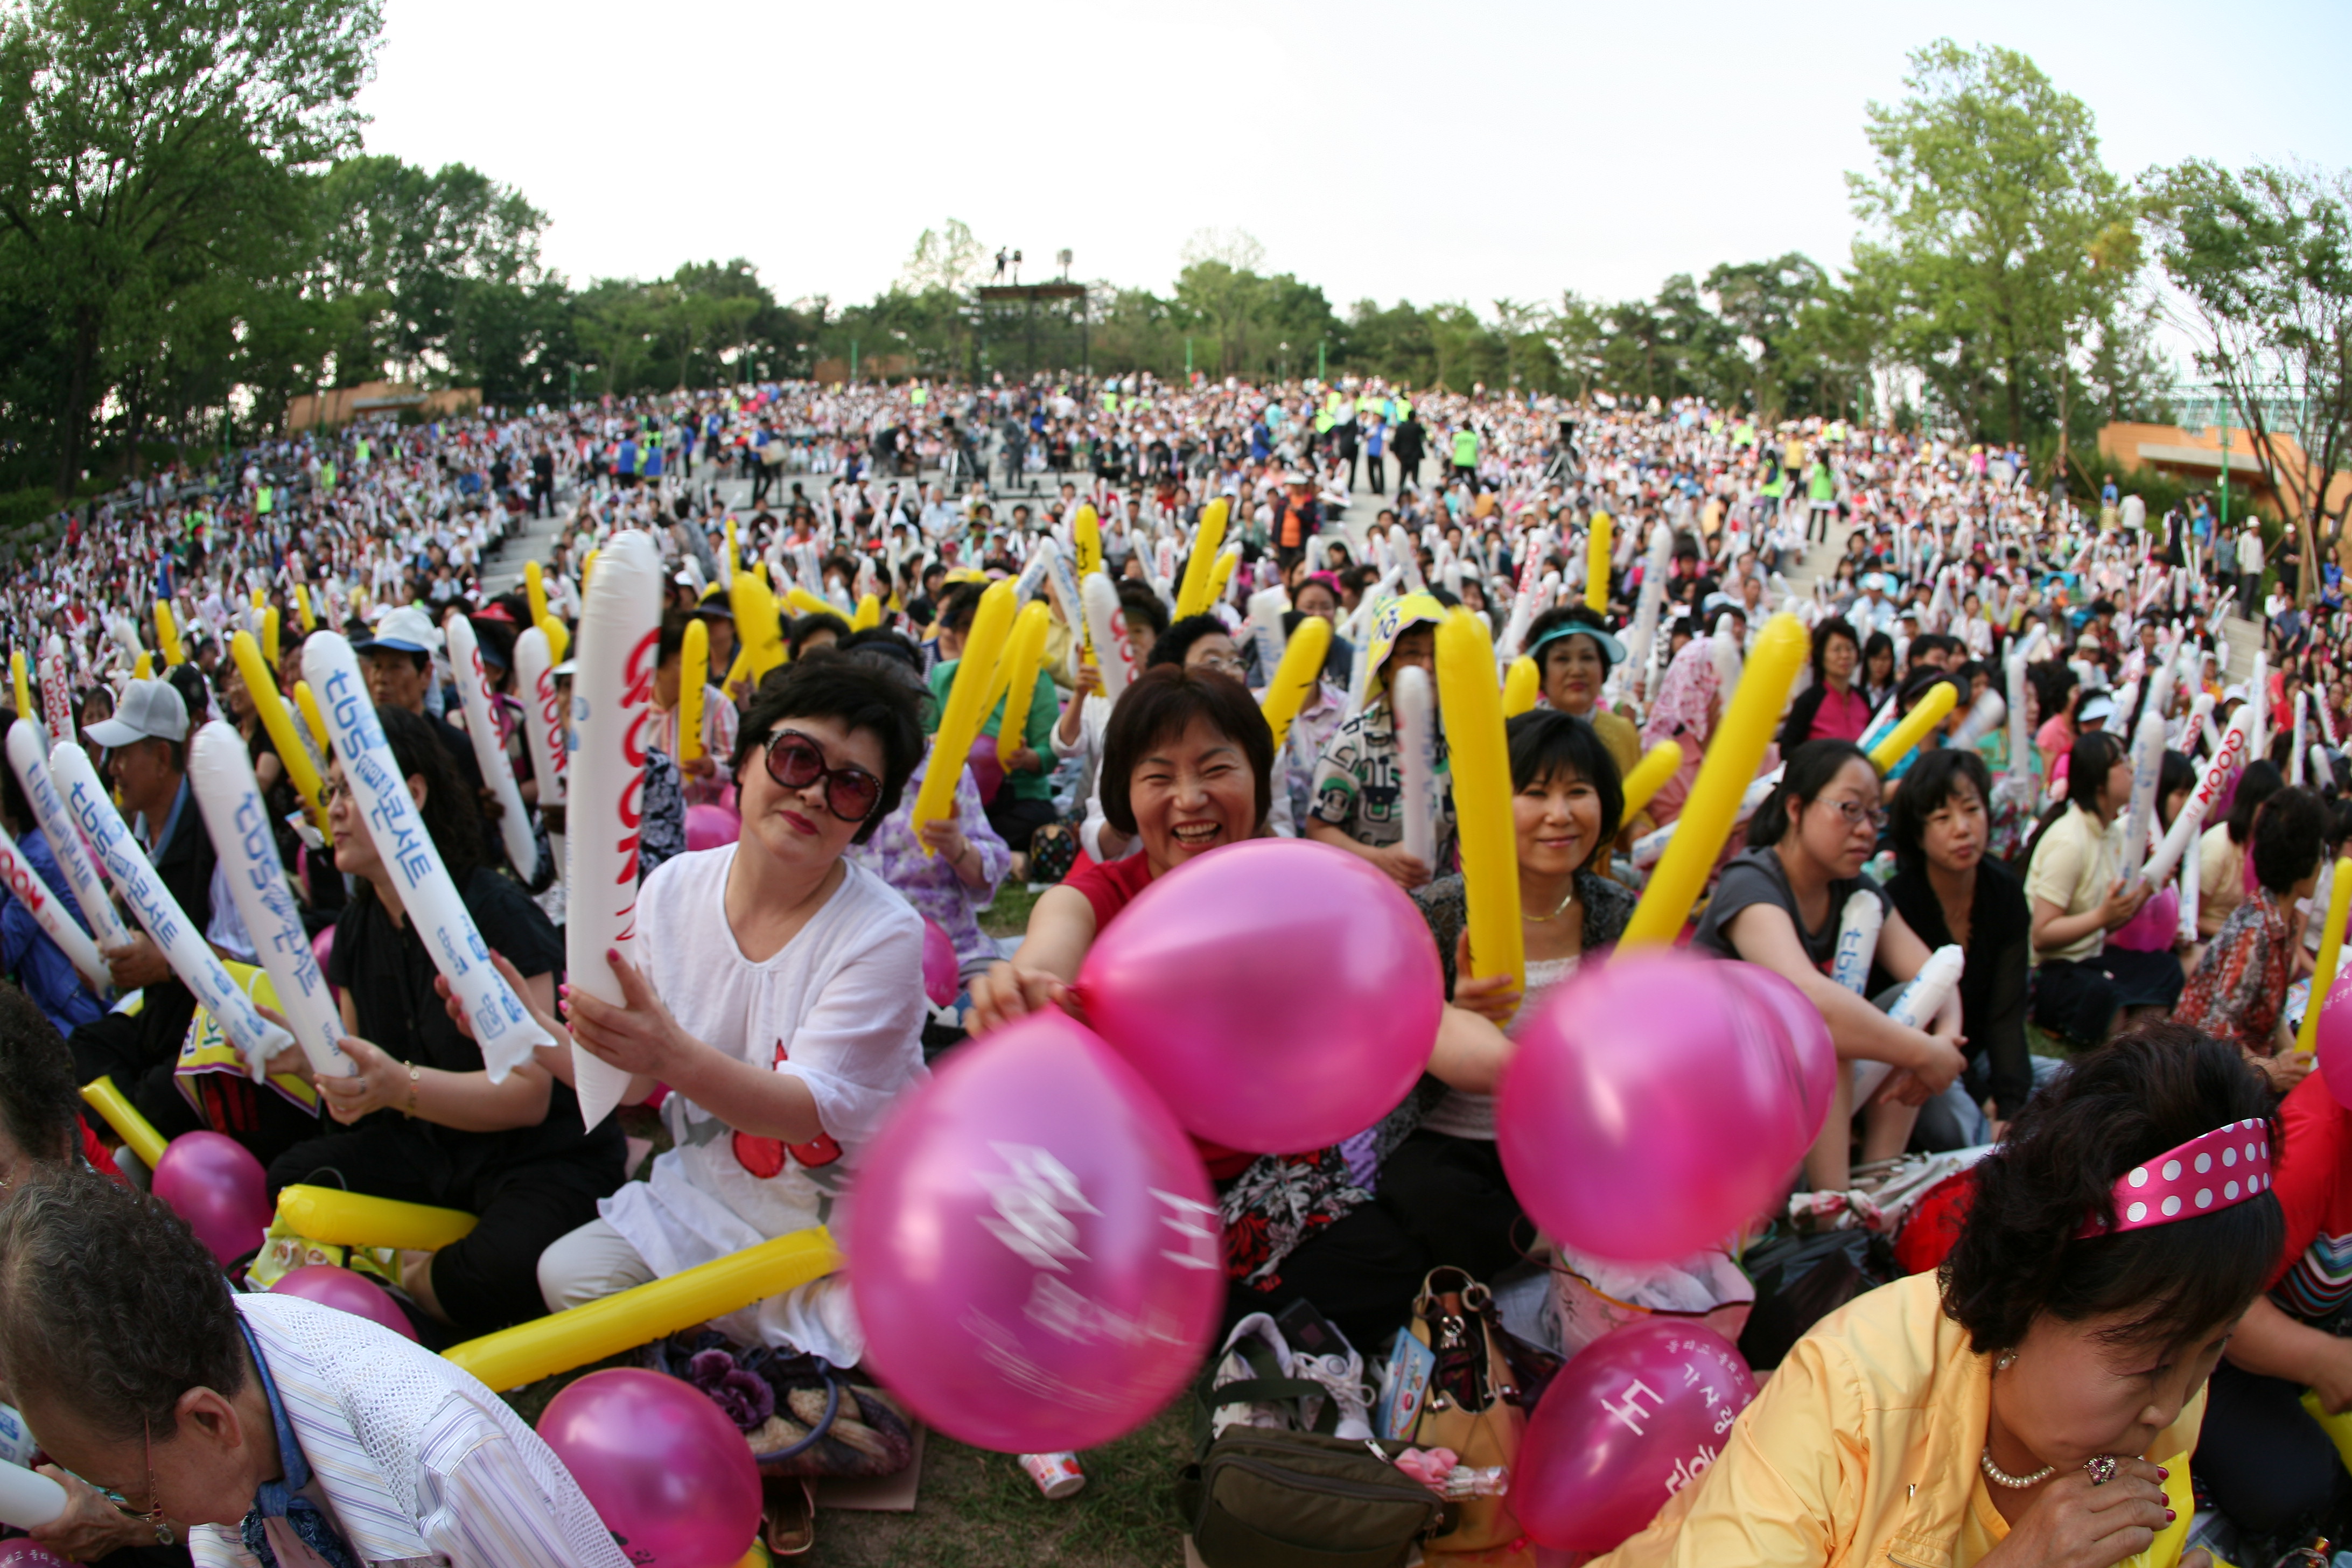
[1617,740,1684,821]
[1082,574,1137,704]
[1501,656,1539,718]
[187,723,349,1077]
[1175,498,1229,619]
[996,601,1053,756]
[50,743,291,1077]
[304,635,550,1084]
[6,722,129,948]
[445,617,540,881]
[0,821,107,991]
[1584,511,1613,613]
[677,617,709,768]
[1259,615,1331,751]
[1391,665,1440,879]
[1437,608,1522,996]
[1868,681,1959,776]
[564,530,664,1131]
[2296,857,2352,1058]
[1625,612,1808,947]
[1830,890,1885,994]
[230,632,327,826]
[911,580,1016,851]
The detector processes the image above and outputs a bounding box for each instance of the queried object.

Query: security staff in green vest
[1451,424,1480,488]
[1731,419,1756,449]
[255,484,273,516]
[1805,456,1838,544]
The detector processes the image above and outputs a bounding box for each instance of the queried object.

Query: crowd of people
[0,371,2349,1567]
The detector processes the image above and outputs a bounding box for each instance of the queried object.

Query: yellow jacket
[1593,1273,2206,1568]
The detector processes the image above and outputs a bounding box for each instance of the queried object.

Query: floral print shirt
[2178,887,2292,1058]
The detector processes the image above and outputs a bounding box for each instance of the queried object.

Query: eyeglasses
[762,730,882,823]
[1821,798,1888,832]
[101,1417,174,1546]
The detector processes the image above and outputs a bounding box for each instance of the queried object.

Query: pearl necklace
[1979,1447,2055,1490]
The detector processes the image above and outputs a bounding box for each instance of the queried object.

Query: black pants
[1366,451,1384,494]
[1376,1130,1527,1286]
[1342,448,1358,491]
[268,1124,613,1337]
[984,792,1059,856]
[1808,503,1834,543]
[2032,947,2183,1046]
[2199,1359,2352,1538]
[1225,1203,1425,1360]
[529,478,552,517]
[1398,457,1421,490]
[751,466,774,506]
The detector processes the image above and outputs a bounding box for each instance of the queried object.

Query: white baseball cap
[85,678,188,747]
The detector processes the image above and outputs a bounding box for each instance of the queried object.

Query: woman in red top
[971,666,1501,1353]
[1777,617,1874,749]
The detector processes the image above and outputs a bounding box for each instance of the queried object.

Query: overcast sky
[358,0,2351,320]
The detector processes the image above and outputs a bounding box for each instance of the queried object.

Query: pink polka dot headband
[2078,1118,2273,1238]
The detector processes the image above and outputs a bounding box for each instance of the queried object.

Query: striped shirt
[192,1294,628,1568]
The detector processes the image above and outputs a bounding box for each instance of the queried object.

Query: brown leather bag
[1405,1266,1527,1553]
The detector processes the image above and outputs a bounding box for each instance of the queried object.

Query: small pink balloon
[2317,975,2352,1109]
[1714,961,1837,1151]
[1499,949,1802,1263]
[2108,884,2179,953]
[1516,1319,1759,1552]
[848,1008,1222,1453]
[151,1131,273,1265]
[271,1264,417,1341]
[921,918,958,1007]
[0,1541,73,1568]
[684,802,741,851]
[1076,838,1442,1153]
[538,1368,761,1568]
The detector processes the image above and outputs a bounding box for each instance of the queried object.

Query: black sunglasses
[762,729,882,823]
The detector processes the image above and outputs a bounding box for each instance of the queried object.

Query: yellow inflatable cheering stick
[1619,739,1685,821]
[1868,680,1959,775]
[1501,656,1539,718]
[1624,613,1808,947]
[1585,512,1614,613]
[524,559,550,629]
[1260,616,1333,750]
[154,601,185,666]
[2296,856,2352,1058]
[231,632,326,825]
[277,1185,479,1251]
[678,618,709,768]
[1176,498,1229,619]
[293,584,317,634]
[909,579,1015,852]
[995,601,1052,756]
[9,650,30,720]
[1074,503,1103,578]
[80,1079,169,1171]
[1437,608,1523,998]
[262,606,282,669]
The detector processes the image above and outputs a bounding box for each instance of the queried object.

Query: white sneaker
[1209,1313,1296,1437]
[1294,1348,1375,1441]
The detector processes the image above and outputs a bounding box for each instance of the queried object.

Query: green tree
[1846,40,2138,443]
[0,0,382,495]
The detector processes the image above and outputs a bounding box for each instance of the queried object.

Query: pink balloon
[1076,839,1442,1153]
[271,1264,417,1341]
[1517,1319,1758,1552]
[684,802,741,851]
[848,1009,1222,1453]
[1714,961,1836,1151]
[2108,884,2180,953]
[0,1541,72,1568]
[2317,975,2352,1109]
[921,918,958,1007]
[151,1131,273,1265]
[538,1368,761,1568]
[1499,950,1802,1263]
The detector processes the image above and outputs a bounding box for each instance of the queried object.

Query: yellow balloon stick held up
[910,579,1016,852]
[724,645,752,696]
[251,588,265,611]
[678,618,709,768]
[293,681,331,770]
[1207,547,1239,608]
[724,518,740,583]
[1585,512,1614,613]
[785,586,833,618]
[1868,680,1959,775]
[293,584,317,634]
[582,549,598,591]
[1501,656,1539,717]
[732,572,788,679]
[1619,740,1686,820]
[232,633,326,824]
[9,650,30,720]
[155,601,185,665]
[851,592,881,632]
[1074,504,1102,578]
[1437,608,1523,997]
[133,651,153,681]
[80,1079,169,1171]
[524,560,549,629]
[539,615,569,667]
[1624,612,1808,947]
[1177,498,1229,618]
[996,601,1052,758]
[262,606,281,669]
[1260,616,1332,750]
[277,1185,478,1251]
[2297,856,2352,1056]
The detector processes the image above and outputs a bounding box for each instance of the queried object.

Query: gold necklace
[1522,879,1578,922]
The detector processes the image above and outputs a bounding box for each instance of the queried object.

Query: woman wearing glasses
[1693,739,1968,1193]
[532,658,927,1365]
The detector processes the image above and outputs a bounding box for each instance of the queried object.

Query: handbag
[1404,1267,1526,1553]
[650,1334,914,1479]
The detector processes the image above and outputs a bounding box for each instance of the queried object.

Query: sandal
[762,1474,816,1558]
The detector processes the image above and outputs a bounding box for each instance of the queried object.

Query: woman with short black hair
[2026,730,2183,1045]
[2178,785,2327,1083]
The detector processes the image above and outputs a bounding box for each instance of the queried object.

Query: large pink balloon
[538,1368,760,1568]
[1516,1320,1759,1552]
[1076,838,1441,1153]
[151,1131,273,1265]
[1714,961,1836,1150]
[684,802,740,851]
[921,918,959,1007]
[271,1264,417,1341]
[848,1009,1222,1453]
[2316,975,2352,1109]
[1498,949,1803,1263]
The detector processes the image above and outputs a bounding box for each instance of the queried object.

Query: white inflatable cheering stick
[1830,890,1884,994]
[513,626,568,883]
[1391,665,1439,878]
[564,529,664,1130]
[6,720,130,949]
[445,615,541,880]
[0,821,107,991]
[49,743,290,1077]
[186,722,349,1077]
[303,635,550,1082]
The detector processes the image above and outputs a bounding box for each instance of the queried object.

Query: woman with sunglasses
[530,659,927,1360]
[1693,739,1967,1193]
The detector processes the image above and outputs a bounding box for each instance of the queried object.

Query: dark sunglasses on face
[762,729,882,823]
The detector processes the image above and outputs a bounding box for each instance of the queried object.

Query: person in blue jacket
[0,712,103,1042]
